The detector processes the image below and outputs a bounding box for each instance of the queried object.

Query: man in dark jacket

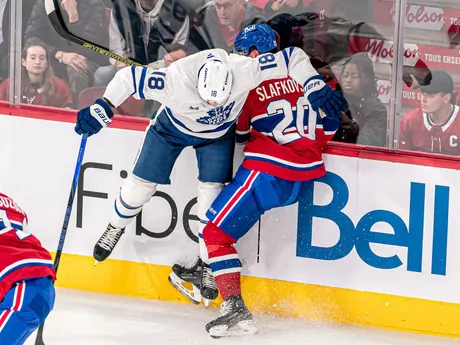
[193,0,266,52]
[24,0,108,108]
[93,0,206,87]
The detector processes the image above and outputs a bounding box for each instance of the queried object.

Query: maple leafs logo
[196,101,235,126]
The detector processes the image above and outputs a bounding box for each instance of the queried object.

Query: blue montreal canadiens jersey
[103,48,319,139]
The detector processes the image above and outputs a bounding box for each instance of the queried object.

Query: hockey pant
[110,174,223,264]
[203,166,303,300]
[109,114,235,263]
[0,277,55,345]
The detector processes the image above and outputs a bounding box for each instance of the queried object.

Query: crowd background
[2,0,460,156]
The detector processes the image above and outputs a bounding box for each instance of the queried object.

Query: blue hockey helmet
[234,24,278,57]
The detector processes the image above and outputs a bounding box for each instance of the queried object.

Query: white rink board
[1,114,460,304]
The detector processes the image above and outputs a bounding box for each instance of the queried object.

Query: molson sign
[350,38,460,71]
[374,2,460,32]
[363,39,421,66]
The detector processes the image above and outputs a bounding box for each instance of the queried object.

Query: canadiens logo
[197,101,235,125]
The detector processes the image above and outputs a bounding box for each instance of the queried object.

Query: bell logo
[296,172,449,276]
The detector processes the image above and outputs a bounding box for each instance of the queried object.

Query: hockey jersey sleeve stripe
[251,113,269,123]
[245,153,324,170]
[130,66,137,96]
[281,49,290,69]
[0,227,13,235]
[138,68,148,99]
[0,259,54,281]
[9,220,23,231]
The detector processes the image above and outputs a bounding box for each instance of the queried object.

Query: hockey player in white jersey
[74,39,346,304]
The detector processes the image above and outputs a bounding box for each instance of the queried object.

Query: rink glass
[6,0,459,156]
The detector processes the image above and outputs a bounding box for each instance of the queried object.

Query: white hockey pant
[109,173,157,229]
[197,181,224,264]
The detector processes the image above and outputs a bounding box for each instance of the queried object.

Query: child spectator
[400,71,459,155]
[0,38,72,108]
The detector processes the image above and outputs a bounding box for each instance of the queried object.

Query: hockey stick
[44,0,213,67]
[35,133,89,345]
[44,0,143,67]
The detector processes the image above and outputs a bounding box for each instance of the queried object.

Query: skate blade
[209,320,258,338]
[168,272,202,305]
[203,298,211,308]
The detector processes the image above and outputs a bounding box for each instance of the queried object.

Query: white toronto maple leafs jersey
[104,47,319,139]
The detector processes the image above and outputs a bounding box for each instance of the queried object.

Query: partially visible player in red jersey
[201,24,344,338]
[0,191,56,345]
[400,70,460,155]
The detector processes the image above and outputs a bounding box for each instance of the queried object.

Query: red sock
[215,272,241,300]
[203,222,242,300]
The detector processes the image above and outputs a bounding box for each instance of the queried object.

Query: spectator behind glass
[266,13,303,50]
[147,43,189,69]
[93,0,193,87]
[144,43,189,117]
[25,0,108,108]
[400,71,460,156]
[0,38,72,108]
[333,53,387,147]
[248,0,313,18]
[196,0,265,52]
[0,0,36,79]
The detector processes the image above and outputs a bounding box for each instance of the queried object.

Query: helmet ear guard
[197,60,233,107]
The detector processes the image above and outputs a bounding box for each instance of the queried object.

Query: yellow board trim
[52,253,460,337]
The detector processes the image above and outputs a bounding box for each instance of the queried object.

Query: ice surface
[24,288,459,345]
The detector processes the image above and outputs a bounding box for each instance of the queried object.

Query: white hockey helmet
[197,59,233,107]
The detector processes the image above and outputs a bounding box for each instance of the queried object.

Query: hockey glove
[75,98,114,136]
[304,76,348,120]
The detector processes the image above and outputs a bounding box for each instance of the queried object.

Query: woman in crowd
[334,52,387,147]
[0,38,72,108]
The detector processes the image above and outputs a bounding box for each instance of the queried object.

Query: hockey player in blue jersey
[74,36,346,304]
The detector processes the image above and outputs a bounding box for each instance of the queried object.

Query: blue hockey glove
[75,98,114,136]
[304,76,348,120]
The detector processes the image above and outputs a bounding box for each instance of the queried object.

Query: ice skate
[206,295,257,338]
[201,263,218,306]
[168,257,203,304]
[93,224,125,263]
